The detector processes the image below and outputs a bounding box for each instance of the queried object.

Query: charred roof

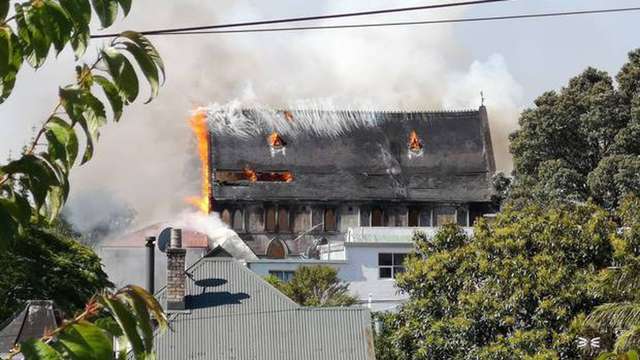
[208,106,496,202]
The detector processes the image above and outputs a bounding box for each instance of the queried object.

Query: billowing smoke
[1,0,523,231]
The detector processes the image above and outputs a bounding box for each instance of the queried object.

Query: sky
[1,0,638,228]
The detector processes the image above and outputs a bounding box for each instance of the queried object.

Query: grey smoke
[1,0,523,230]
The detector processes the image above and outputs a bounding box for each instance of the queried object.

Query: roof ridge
[239,107,479,114]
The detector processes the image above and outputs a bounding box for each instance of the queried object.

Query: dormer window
[268,132,287,156]
[408,130,424,158]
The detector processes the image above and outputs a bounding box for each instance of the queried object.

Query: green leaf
[19,339,64,360]
[0,1,9,21]
[59,320,113,360]
[45,116,78,171]
[101,47,138,104]
[91,0,118,28]
[628,350,639,360]
[0,26,11,76]
[0,33,23,103]
[119,31,164,83]
[119,41,158,103]
[59,87,107,164]
[123,292,153,351]
[22,3,52,68]
[42,0,74,55]
[93,75,123,121]
[100,295,146,356]
[95,316,124,337]
[60,0,91,57]
[116,0,131,16]
[120,285,168,331]
[2,154,62,209]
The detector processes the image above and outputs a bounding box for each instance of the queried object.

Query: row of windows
[219,205,469,233]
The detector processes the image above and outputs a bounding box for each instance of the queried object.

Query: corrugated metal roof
[0,301,58,355]
[154,258,375,360]
[346,226,474,244]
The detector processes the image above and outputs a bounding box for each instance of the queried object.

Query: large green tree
[385,204,616,359]
[0,219,112,323]
[509,49,640,210]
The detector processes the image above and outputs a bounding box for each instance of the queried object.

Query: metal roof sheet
[154,258,375,360]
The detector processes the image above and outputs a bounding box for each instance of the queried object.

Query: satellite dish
[157,227,173,253]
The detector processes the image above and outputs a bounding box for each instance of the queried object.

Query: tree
[266,266,357,307]
[0,0,165,248]
[387,204,616,359]
[2,285,168,360]
[509,50,640,210]
[0,219,112,323]
[587,195,640,352]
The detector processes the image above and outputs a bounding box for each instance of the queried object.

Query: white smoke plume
[1,0,523,230]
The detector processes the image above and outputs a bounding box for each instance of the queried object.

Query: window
[457,207,469,226]
[221,209,232,226]
[371,208,383,227]
[378,253,407,279]
[269,270,295,282]
[266,239,287,258]
[232,209,244,231]
[434,206,456,226]
[324,208,337,232]
[419,208,432,227]
[265,206,277,232]
[408,207,420,227]
[278,207,290,232]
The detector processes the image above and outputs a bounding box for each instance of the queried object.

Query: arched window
[265,206,277,232]
[371,208,383,227]
[232,209,244,231]
[324,208,337,232]
[266,239,287,259]
[278,207,290,232]
[408,207,420,227]
[221,209,232,226]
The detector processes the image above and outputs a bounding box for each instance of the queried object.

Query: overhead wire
[90,0,508,38]
[96,6,640,37]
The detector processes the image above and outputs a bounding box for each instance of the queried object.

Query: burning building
[202,104,496,259]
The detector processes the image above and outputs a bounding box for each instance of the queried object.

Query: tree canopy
[509,49,640,210]
[384,204,616,359]
[0,219,112,324]
[266,265,357,307]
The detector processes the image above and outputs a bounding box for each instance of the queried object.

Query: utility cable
[107,6,640,37]
[90,0,508,38]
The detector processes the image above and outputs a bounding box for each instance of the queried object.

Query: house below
[0,301,60,358]
[153,229,375,360]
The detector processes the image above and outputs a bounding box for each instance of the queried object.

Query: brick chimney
[166,228,186,311]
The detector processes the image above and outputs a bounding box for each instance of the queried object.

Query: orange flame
[408,130,423,152]
[186,110,211,213]
[268,132,286,148]
[243,166,258,182]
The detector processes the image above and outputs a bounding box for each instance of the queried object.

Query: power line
[90,0,507,39]
[111,6,640,37]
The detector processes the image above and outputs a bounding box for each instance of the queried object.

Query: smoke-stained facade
[207,105,496,257]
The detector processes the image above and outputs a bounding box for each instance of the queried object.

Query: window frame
[269,270,295,282]
[323,207,337,232]
[378,252,407,279]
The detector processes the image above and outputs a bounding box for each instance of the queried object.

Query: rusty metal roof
[154,258,375,360]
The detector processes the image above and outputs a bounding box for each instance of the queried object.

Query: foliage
[0,219,112,323]
[0,0,165,249]
[2,285,168,360]
[596,350,640,360]
[267,266,358,307]
[509,49,640,210]
[386,204,616,359]
[587,195,640,352]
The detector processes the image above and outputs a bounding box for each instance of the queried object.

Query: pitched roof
[208,106,495,202]
[0,301,58,355]
[102,223,209,248]
[154,258,374,360]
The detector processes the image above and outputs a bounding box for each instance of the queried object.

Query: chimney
[166,228,186,311]
[145,236,155,294]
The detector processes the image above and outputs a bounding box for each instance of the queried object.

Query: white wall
[246,259,345,278]
[338,244,413,312]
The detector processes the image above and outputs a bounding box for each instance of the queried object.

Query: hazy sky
[1,0,638,227]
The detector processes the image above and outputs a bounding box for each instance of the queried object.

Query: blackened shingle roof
[209,106,495,202]
[154,258,374,360]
